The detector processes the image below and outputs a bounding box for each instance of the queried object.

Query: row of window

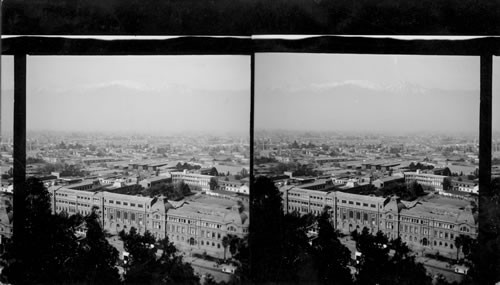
[57,206,93,216]
[167,224,225,239]
[340,199,377,208]
[340,210,376,223]
[56,199,76,206]
[310,195,324,200]
[168,217,222,229]
[107,200,144,208]
[77,195,92,200]
[108,210,144,225]
[288,199,309,205]
[402,234,457,249]
[401,217,422,224]
[169,234,222,249]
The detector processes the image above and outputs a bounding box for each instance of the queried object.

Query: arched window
[422,238,428,246]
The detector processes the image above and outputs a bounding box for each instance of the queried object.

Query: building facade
[451,179,478,194]
[218,179,249,195]
[166,202,248,258]
[280,185,477,257]
[48,186,248,258]
[404,171,447,192]
[170,170,214,191]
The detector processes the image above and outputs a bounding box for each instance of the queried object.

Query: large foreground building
[280,184,477,257]
[48,186,249,258]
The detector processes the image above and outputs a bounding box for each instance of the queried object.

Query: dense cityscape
[252,129,500,284]
[2,50,500,285]
[250,53,500,284]
[0,130,250,283]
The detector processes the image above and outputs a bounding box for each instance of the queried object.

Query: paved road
[340,236,464,284]
[183,256,232,284]
[106,236,233,284]
[418,256,465,284]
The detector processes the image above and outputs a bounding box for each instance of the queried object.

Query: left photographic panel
[0,56,14,251]
[4,55,250,284]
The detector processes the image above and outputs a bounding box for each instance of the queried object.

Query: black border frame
[3,35,497,283]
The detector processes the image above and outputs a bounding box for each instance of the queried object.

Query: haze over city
[1,55,250,136]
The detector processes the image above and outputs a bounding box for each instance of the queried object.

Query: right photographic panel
[253,53,481,284]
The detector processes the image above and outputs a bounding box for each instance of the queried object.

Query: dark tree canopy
[143,181,191,200]
[209,177,218,191]
[119,228,199,285]
[0,177,120,284]
[379,181,424,201]
[250,176,285,282]
[354,227,432,285]
[473,177,500,284]
[313,210,353,285]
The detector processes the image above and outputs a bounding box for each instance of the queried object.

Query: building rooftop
[377,176,404,183]
[402,201,475,224]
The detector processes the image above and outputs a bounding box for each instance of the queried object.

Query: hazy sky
[2,54,500,137]
[256,54,500,135]
[1,55,250,135]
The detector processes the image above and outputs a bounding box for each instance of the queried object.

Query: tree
[355,228,431,285]
[143,181,190,200]
[64,211,121,284]
[387,237,430,285]
[280,211,314,283]
[467,174,476,180]
[470,177,500,284]
[442,177,452,191]
[0,177,121,284]
[409,162,416,170]
[250,176,317,283]
[175,180,191,196]
[222,236,230,261]
[239,168,249,178]
[355,229,391,285]
[407,181,424,199]
[120,228,198,284]
[250,176,288,283]
[456,234,474,262]
[209,177,218,191]
[312,210,353,285]
[1,178,75,284]
[455,235,464,261]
